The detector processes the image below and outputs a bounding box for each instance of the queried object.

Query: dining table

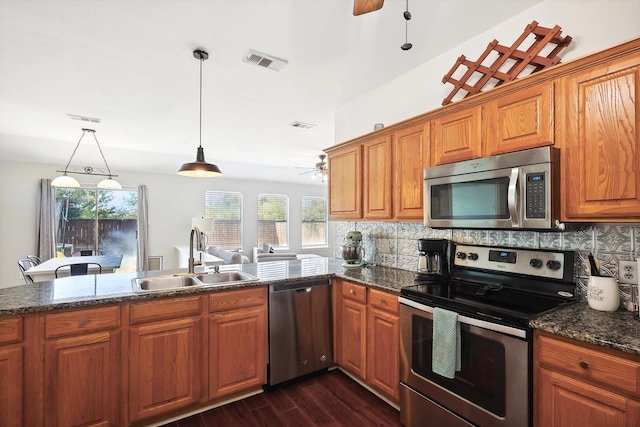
[24,254,124,282]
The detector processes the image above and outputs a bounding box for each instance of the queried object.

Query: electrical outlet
[618,260,639,285]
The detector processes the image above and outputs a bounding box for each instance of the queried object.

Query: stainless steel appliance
[415,238,449,282]
[424,147,561,230]
[268,278,333,386]
[400,242,576,427]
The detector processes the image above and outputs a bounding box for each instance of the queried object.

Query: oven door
[400,298,531,427]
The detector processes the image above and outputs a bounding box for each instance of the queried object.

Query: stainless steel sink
[133,275,201,291]
[195,271,259,285]
[132,270,259,292]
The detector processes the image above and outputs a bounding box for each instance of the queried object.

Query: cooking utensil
[588,253,600,276]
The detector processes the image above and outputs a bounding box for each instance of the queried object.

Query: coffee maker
[415,238,449,282]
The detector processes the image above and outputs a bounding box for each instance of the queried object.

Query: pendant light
[401,0,412,51]
[51,128,122,189]
[177,49,223,177]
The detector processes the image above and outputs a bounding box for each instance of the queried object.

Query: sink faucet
[188,228,202,274]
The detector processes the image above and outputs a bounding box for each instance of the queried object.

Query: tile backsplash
[333,222,640,302]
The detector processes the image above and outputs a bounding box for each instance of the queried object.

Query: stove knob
[546,260,562,270]
[456,252,466,260]
[529,258,543,268]
[467,253,479,261]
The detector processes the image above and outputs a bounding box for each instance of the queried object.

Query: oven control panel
[453,244,568,280]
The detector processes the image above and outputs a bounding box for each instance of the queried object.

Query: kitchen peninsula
[1,258,639,427]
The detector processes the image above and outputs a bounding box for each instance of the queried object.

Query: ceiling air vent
[243,50,288,71]
[67,114,101,123]
[290,121,316,130]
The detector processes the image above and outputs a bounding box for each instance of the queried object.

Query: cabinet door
[209,305,267,399]
[367,306,399,402]
[129,317,202,423]
[561,53,640,221]
[432,106,482,165]
[363,135,393,219]
[484,82,554,155]
[537,367,639,427]
[0,346,22,427]
[339,298,367,379]
[394,123,430,220]
[328,144,362,219]
[44,331,121,427]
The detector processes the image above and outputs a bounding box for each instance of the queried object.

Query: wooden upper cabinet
[432,105,482,165]
[393,123,430,220]
[328,144,362,219]
[363,134,393,219]
[560,52,640,221]
[484,82,554,155]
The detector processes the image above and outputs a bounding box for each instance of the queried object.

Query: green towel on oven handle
[432,307,461,379]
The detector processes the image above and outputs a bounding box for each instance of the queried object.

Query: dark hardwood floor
[160,369,402,427]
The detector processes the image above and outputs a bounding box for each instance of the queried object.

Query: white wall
[0,159,333,288]
[335,0,640,143]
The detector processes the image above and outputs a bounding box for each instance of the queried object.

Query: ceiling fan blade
[353,0,384,16]
[298,170,316,175]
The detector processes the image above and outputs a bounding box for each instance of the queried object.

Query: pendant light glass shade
[97,177,123,189]
[51,173,80,188]
[178,49,222,178]
[51,128,121,189]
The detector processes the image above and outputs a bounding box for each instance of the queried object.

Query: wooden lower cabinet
[128,296,203,423]
[367,289,400,402]
[0,315,26,427]
[208,287,267,399]
[335,279,400,403]
[44,306,122,427]
[534,330,640,427]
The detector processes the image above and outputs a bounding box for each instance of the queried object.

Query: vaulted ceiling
[0,0,542,184]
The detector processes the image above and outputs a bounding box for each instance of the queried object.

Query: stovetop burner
[402,243,576,327]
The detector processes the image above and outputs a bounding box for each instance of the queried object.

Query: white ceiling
[0,0,542,185]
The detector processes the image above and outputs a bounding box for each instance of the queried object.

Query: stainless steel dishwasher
[268,277,333,386]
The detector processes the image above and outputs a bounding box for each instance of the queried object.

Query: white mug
[587,276,619,311]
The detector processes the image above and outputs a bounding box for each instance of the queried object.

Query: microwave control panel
[525,173,546,218]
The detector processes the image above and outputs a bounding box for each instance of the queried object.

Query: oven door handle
[508,167,520,228]
[399,297,527,339]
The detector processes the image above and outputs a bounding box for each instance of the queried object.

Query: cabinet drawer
[46,305,120,339]
[369,289,399,314]
[0,317,23,345]
[130,296,202,324]
[209,287,266,313]
[537,334,640,397]
[342,282,367,304]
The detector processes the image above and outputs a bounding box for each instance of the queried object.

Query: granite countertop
[0,258,407,316]
[530,302,640,356]
[2,257,637,356]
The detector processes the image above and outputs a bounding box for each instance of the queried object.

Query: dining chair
[27,255,43,265]
[55,262,102,278]
[17,259,37,284]
[72,249,104,256]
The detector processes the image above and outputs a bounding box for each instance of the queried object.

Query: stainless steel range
[400,242,576,427]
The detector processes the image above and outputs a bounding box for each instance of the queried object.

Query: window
[301,196,327,247]
[205,191,243,250]
[55,187,138,271]
[258,193,288,249]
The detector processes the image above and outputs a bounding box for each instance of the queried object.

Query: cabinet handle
[79,319,88,327]
[379,298,386,304]
[349,289,355,295]
[579,361,588,369]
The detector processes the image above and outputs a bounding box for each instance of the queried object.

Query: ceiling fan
[297,154,328,182]
[353,0,384,16]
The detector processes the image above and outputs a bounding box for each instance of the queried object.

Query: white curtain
[137,184,149,271]
[37,179,56,261]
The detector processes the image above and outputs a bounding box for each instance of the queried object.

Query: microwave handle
[508,167,520,227]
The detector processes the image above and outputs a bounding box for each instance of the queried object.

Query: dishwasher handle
[296,288,312,293]
[270,277,331,293]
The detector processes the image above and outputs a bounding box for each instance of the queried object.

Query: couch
[252,242,298,263]
[207,246,250,264]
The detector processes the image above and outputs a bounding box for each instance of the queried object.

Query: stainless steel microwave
[424,146,561,230]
